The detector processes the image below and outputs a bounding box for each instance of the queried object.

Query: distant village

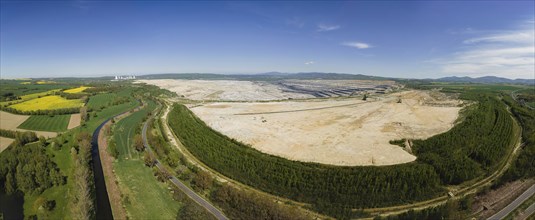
[113,75,136,81]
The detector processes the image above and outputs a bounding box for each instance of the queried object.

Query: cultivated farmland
[0,89,60,106]
[64,86,91,94]
[0,111,29,129]
[0,111,57,137]
[17,115,71,132]
[10,95,84,111]
[87,93,117,109]
[0,137,14,152]
[67,113,81,129]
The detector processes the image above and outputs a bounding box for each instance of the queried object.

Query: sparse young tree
[134,134,144,152]
[38,136,47,147]
[80,107,88,122]
[144,152,155,167]
[192,170,213,191]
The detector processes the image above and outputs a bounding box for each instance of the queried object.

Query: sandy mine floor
[68,113,81,129]
[191,90,463,166]
[139,79,314,101]
[140,79,399,101]
[0,111,57,138]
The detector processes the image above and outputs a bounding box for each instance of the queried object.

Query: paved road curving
[488,183,535,220]
[141,107,229,220]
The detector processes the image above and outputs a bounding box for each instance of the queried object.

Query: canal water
[91,118,114,220]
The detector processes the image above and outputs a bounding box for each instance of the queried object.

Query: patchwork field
[64,86,91,93]
[18,115,70,132]
[191,90,462,166]
[0,89,60,106]
[0,111,29,129]
[0,111,57,137]
[10,95,84,111]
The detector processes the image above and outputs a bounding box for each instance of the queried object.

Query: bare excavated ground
[139,79,397,101]
[0,111,57,138]
[191,90,463,166]
[139,79,311,101]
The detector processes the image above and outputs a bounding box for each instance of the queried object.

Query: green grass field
[114,159,181,220]
[87,93,117,110]
[113,100,156,159]
[18,115,71,132]
[111,100,180,219]
[83,100,139,132]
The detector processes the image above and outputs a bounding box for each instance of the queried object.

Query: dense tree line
[0,129,38,146]
[0,141,65,196]
[1,92,18,102]
[498,93,535,183]
[168,104,444,217]
[211,184,308,220]
[374,197,472,220]
[0,105,80,115]
[56,91,87,100]
[83,86,120,94]
[70,132,95,220]
[413,95,514,184]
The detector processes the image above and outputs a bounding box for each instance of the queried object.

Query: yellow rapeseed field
[64,86,91,93]
[0,89,61,106]
[10,95,84,111]
[36,80,56,84]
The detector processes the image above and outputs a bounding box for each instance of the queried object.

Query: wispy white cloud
[286,17,305,28]
[317,23,340,32]
[304,61,315,65]
[439,19,535,79]
[341,41,372,49]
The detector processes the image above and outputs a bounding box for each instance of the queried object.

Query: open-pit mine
[142,79,463,166]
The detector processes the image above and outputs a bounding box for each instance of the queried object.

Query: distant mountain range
[434,76,534,85]
[139,72,534,85]
[139,72,389,81]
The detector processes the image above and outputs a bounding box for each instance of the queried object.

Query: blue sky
[1,1,534,79]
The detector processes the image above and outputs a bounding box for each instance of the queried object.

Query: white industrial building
[113,75,136,81]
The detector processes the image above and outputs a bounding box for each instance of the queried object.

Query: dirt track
[192,90,462,166]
